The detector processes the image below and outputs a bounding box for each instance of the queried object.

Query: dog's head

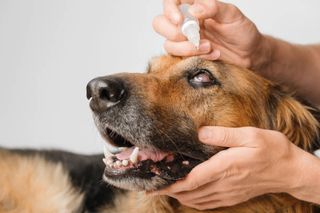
[87,55,319,191]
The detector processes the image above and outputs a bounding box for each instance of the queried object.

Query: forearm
[254,36,320,106]
[288,148,320,204]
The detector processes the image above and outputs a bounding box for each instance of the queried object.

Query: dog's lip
[100,127,203,181]
[103,155,200,181]
[102,126,207,162]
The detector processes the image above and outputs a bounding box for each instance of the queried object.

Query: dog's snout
[86,77,125,112]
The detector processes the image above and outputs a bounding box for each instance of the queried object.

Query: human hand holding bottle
[153,0,271,70]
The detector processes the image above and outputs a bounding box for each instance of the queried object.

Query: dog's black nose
[86,77,125,111]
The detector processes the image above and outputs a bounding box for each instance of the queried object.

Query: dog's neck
[271,95,320,152]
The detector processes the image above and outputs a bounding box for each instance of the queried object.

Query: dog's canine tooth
[103,145,109,158]
[102,158,107,165]
[129,147,139,164]
[122,160,129,166]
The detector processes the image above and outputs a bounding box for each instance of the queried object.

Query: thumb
[198,126,255,148]
[189,0,244,24]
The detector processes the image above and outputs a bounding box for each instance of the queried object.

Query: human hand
[149,126,309,210]
[153,0,271,70]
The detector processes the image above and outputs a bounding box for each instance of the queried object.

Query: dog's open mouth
[102,127,201,181]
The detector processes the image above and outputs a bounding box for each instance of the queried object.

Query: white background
[0,0,319,154]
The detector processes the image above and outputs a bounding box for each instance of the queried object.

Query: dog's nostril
[99,88,122,102]
[99,88,109,100]
[86,77,126,111]
[99,85,124,103]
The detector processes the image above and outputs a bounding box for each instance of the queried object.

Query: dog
[1,55,320,213]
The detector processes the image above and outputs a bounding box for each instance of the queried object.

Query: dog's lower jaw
[103,174,171,191]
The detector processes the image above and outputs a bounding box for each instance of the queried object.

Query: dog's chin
[103,173,170,191]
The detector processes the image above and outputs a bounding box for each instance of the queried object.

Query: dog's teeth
[129,147,139,164]
[182,160,189,165]
[122,160,129,166]
[116,160,122,167]
[106,159,113,165]
[103,145,110,158]
[102,158,107,165]
[118,147,128,152]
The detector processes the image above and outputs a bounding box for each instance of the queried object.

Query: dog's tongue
[115,147,169,162]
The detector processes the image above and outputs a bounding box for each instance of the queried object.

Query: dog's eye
[188,69,217,88]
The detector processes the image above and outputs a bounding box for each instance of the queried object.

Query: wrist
[249,34,274,74]
[286,147,320,204]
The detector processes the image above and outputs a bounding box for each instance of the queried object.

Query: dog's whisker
[155,128,185,159]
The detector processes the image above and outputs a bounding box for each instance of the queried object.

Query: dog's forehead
[147,55,213,75]
[147,55,227,80]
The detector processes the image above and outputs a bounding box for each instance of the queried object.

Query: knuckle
[170,30,183,41]
[163,41,173,53]
[217,128,232,146]
[188,179,200,190]
[206,2,218,14]
[183,46,196,56]
[242,127,261,141]
[225,3,240,14]
[152,15,162,31]
[176,195,188,203]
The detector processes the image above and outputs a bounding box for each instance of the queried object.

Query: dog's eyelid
[186,68,220,88]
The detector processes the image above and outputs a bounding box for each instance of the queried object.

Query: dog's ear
[267,85,320,152]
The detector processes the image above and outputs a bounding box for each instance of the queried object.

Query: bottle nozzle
[180,4,200,49]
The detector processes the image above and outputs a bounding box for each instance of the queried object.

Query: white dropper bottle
[179,3,200,49]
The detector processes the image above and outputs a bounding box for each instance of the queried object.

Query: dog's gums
[101,126,201,189]
[86,55,320,206]
[1,55,318,212]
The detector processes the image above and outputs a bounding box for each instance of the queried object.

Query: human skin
[150,127,320,210]
[153,0,320,106]
[151,0,320,210]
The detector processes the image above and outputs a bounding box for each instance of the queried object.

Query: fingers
[188,199,233,211]
[170,182,218,203]
[189,0,218,20]
[199,49,220,60]
[154,153,228,195]
[189,0,243,23]
[198,126,261,148]
[153,15,185,41]
[164,39,212,56]
[163,0,183,25]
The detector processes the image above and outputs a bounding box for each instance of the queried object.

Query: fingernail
[189,4,204,16]
[199,127,212,141]
[199,41,211,53]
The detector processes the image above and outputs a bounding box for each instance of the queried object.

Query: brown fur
[105,55,319,213]
[1,55,319,212]
[0,150,83,213]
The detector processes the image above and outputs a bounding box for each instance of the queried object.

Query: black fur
[8,148,122,213]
